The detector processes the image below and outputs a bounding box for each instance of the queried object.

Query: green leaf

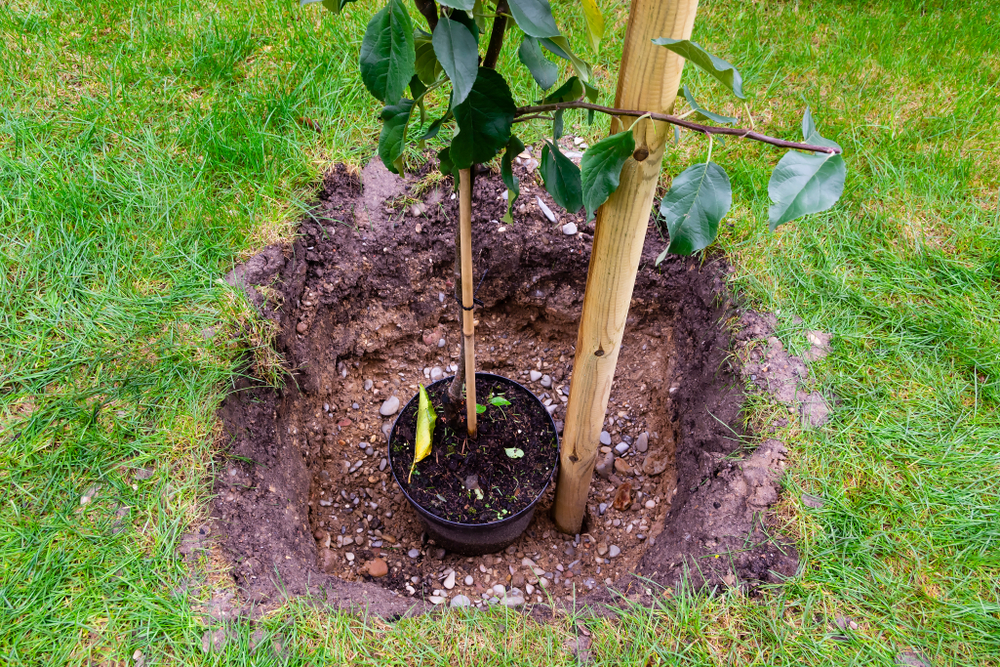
[504,447,525,459]
[409,384,437,483]
[438,145,459,181]
[419,109,451,142]
[450,7,480,42]
[432,18,479,105]
[438,0,475,10]
[801,106,841,151]
[580,129,635,221]
[300,0,357,14]
[580,0,604,52]
[414,30,442,86]
[489,395,512,406]
[552,109,564,140]
[360,0,415,104]
[767,151,845,230]
[450,67,516,169]
[543,76,584,104]
[540,36,592,83]
[507,0,559,38]
[540,141,583,213]
[500,136,525,223]
[476,403,487,414]
[657,162,732,259]
[378,99,414,174]
[651,38,744,99]
[518,36,558,90]
[681,85,737,124]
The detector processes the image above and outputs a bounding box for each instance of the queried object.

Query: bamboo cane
[552,0,699,534]
[458,168,478,438]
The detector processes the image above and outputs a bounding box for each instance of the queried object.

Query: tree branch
[482,0,508,70]
[413,0,438,31]
[514,101,842,154]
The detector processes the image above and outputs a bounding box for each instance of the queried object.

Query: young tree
[302,0,845,534]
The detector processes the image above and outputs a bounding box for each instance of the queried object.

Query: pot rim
[387,372,559,530]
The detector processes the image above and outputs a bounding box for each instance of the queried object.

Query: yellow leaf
[409,384,437,483]
[581,0,605,53]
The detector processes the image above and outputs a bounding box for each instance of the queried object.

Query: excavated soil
[211,153,799,617]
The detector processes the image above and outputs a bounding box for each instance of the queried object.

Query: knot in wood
[632,146,650,162]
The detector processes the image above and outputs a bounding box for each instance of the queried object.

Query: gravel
[379,396,400,416]
[407,548,420,559]
[608,545,621,558]
[561,222,577,235]
[636,432,649,453]
[614,442,630,455]
[450,595,471,608]
[540,375,552,388]
[599,431,612,445]
[529,370,542,382]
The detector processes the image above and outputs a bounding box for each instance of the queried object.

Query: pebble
[561,222,577,235]
[380,396,400,416]
[595,451,615,479]
[600,431,612,446]
[503,589,526,607]
[438,338,446,348]
[636,432,649,453]
[597,543,608,556]
[598,502,608,515]
[428,596,446,605]
[443,572,456,589]
[645,499,655,509]
[352,402,360,410]
[379,458,387,471]
[364,379,374,391]
[492,584,506,597]
[608,545,621,558]
[529,370,542,382]
[450,595,471,608]
[613,458,631,475]
[365,446,374,456]
[381,422,393,441]
[540,375,552,388]
[430,367,444,382]
[536,196,556,222]
[346,552,355,562]
[614,442,630,455]
[465,575,474,586]
[408,549,420,559]
[296,321,308,334]
[525,584,534,594]
[367,558,388,577]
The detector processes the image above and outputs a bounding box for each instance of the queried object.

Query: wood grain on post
[458,168,478,438]
[552,0,699,534]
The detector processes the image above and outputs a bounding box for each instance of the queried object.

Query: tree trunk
[551,0,699,534]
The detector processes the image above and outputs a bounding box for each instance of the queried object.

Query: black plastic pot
[387,372,559,556]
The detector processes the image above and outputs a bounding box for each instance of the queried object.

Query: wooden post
[552,0,699,534]
[458,168,478,438]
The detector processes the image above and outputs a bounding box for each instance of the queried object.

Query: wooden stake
[458,168,477,438]
[552,0,699,534]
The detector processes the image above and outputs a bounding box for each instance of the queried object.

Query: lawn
[1,0,998,664]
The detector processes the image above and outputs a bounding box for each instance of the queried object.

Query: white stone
[562,222,577,235]
[492,584,506,596]
[540,375,552,388]
[428,596,446,605]
[465,575,474,586]
[615,443,630,455]
[536,196,556,222]
[380,396,400,416]
[645,499,655,509]
[529,370,542,382]
[443,572,456,589]
[450,595,471,608]
[430,366,444,382]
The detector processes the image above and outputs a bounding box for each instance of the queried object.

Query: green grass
[1,0,998,664]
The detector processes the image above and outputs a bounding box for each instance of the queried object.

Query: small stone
[379,458,387,472]
[636,432,649,452]
[598,502,608,515]
[465,575,474,586]
[546,404,557,415]
[562,222,577,235]
[607,545,620,558]
[503,589,525,607]
[346,552,355,562]
[428,596,446,605]
[380,396,400,416]
[381,422,393,442]
[525,584,534,594]
[364,379,374,391]
[431,547,446,560]
[408,549,420,559]
[614,442,629,455]
[613,458,631,475]
[595,451,615,479]
[492,584,505,596]
[529,370,542,382]
[430,367,444,382]
[722,574,736,587]
[644,499,655,509]
[438,338,446,348]
[443,572,456,589]
[365,446,374,456]
[599,431,611,445]
[450,594,471,608]
[296,321,308,334]
[536,196,556,222]
[597,543,608,556]
[368,558,388,577]
[352,402,360,410]
[540,375,552,388]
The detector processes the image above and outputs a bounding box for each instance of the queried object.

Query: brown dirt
[210,151,799,617]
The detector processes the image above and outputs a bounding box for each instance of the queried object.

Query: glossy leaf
[651,38,744,98]
[409,384,437,483]
[505,447,525,459]
[438,0,475,10]
[508,0,559,38]
[682,85,737,124]
[540,141,583,213]
[432,17,479,105]
[543,76,584,104]
[580,129,635,220]
[419,109,451,142]
[378,99,414,174]
[476,403,487,414]
[657,162,731,260]
[414,30,442,85]
[518,36,558,90]
[767,151,845,229]
[450,7,480,42]
[360,0,415,104]
[552,109,564,140]
[500,136,525,223]
[450,67,516,169]
[540,36,592,83]
[490,395,512,406]
[438,145,458,181]
[580,0,604,52]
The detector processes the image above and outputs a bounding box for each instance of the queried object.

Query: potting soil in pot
[390,375,558,525]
